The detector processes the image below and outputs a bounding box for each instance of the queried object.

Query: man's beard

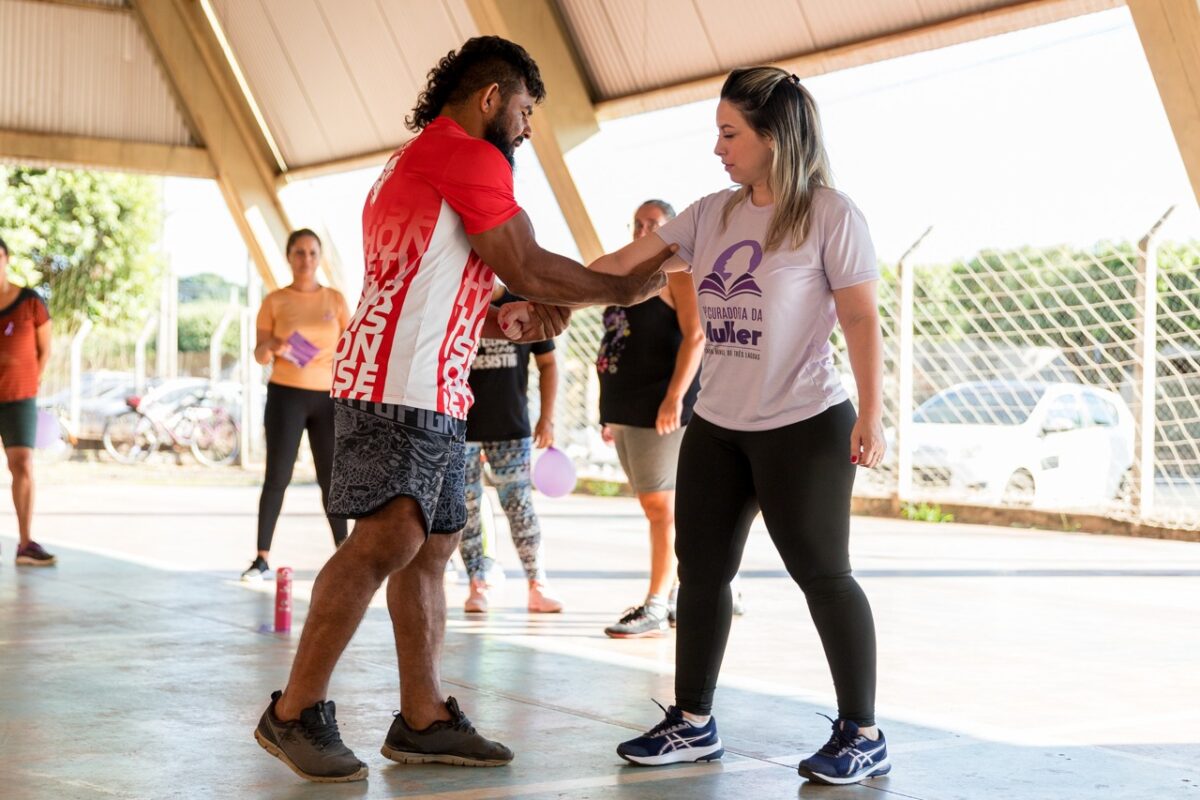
[483,116,518,169]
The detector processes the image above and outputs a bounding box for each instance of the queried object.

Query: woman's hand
[498,302,570,342]
[600,425,614,445]
[655,394,683,436]
[849,414,886,468]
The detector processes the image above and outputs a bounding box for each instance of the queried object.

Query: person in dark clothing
[459,284,563,613]
[596,200,704,638]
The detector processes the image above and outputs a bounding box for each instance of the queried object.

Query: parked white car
[903,380,1134,508]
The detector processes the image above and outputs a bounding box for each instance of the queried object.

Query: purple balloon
[35,410,61,449]
[532,446,576,497]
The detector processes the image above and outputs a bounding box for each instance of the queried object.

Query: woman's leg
[637,490,675,602]
[487,437,544,582]
[256,384,307,556]
[306,391,348,547]
[457,443,487,581]
[745,402,877,726]
[673,417,759,715]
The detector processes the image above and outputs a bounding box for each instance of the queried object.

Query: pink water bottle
[274,567,293,633]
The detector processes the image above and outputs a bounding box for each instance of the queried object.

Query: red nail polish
[851,455,858,464]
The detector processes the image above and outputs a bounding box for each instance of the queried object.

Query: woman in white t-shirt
[589,67,890,785]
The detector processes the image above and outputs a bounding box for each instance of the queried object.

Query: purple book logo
[698,239,763,301]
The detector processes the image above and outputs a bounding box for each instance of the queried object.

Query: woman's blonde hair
[719,67,832,251]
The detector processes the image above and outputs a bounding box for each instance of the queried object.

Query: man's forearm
[507,251,633,307]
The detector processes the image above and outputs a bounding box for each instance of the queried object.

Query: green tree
[0,166,163,329]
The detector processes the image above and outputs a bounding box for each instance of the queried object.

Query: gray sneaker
[254,691,368,783]
[381,696,513,767]
[605,604,669,639]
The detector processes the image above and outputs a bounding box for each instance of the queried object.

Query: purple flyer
[281,332,320,367]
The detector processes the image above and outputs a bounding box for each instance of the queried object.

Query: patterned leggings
[459,438,545,582]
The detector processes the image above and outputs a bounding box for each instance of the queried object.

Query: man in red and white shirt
[257,36,673,783]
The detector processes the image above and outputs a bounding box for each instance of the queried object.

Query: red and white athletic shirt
[332,117,521,419]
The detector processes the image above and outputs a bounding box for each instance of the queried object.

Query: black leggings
[257,382,347,553]
[673,401,877,725]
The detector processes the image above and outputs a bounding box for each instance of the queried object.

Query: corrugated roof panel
[694,0,816,71]
[558,0,722,99]
[554,0,635,98]
[314,0,413,150]
[260,0,384,159]
[0,0,192,146]
[376,0,475,99]
[209,0,326,168]
[916,0,1014,22]
[441,0,480,44]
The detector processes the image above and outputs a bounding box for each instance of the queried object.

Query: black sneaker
[241,556,272,582]
[15,541,56,566]
[381,696,513,767]
[605,605,669,639]
[254,691,368,782]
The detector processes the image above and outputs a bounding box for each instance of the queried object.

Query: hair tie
[788,73,802,87]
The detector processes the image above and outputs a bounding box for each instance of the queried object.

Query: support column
[1128,0,1200,207]
[466,0,605,263]
[131,0,293,291]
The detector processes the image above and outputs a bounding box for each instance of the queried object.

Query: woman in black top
[459,284,563,613]
[596,200,704,638]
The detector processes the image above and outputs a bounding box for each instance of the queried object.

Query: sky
[163,6,1199,302]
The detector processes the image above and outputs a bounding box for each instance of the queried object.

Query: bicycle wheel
[191,413,240,467]
[103,411,159,464]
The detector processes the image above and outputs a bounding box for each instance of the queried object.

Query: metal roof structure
[0,0,1195,286]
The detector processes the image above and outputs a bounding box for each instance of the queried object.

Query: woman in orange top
[0,236,55,566]
[242,229,350,581]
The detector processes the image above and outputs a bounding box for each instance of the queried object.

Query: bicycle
[102,387,240,467]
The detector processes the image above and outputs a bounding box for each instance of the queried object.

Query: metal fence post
[243,257,264,469]
[209,287,238,383]
[1131,207,1174,520]
[895,227,933,503]
[69,318,94,433]
[135,314,158,395]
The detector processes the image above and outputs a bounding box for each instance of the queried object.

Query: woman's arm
[34,320,52,378]
[834,280,885,468]
[254,328,285,366]
[656,272,704,435]
[588,232,690,276]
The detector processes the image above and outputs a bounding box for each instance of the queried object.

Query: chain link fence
[41,201,1200,533]
[827,204,1200,532]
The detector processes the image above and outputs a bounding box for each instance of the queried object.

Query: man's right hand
[616,243,675,306]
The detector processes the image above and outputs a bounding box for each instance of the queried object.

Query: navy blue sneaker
[617,701,724,766]
[798,715,890,785]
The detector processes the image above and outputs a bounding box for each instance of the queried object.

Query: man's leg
[6,446,34,545]
[275,495,427,721]
[387,530,461,728]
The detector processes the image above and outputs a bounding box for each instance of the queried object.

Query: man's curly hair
[407,36,546,133]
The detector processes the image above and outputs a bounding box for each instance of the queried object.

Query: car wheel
[1001,469,1035,507]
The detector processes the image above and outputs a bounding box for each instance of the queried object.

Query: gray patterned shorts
[328,399,467,534]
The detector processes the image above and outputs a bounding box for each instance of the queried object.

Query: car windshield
[915,385,1047,425]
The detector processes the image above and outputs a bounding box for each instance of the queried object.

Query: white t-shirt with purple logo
[657,187,878,431]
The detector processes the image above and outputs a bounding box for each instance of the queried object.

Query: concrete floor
[2,473,1199,799]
